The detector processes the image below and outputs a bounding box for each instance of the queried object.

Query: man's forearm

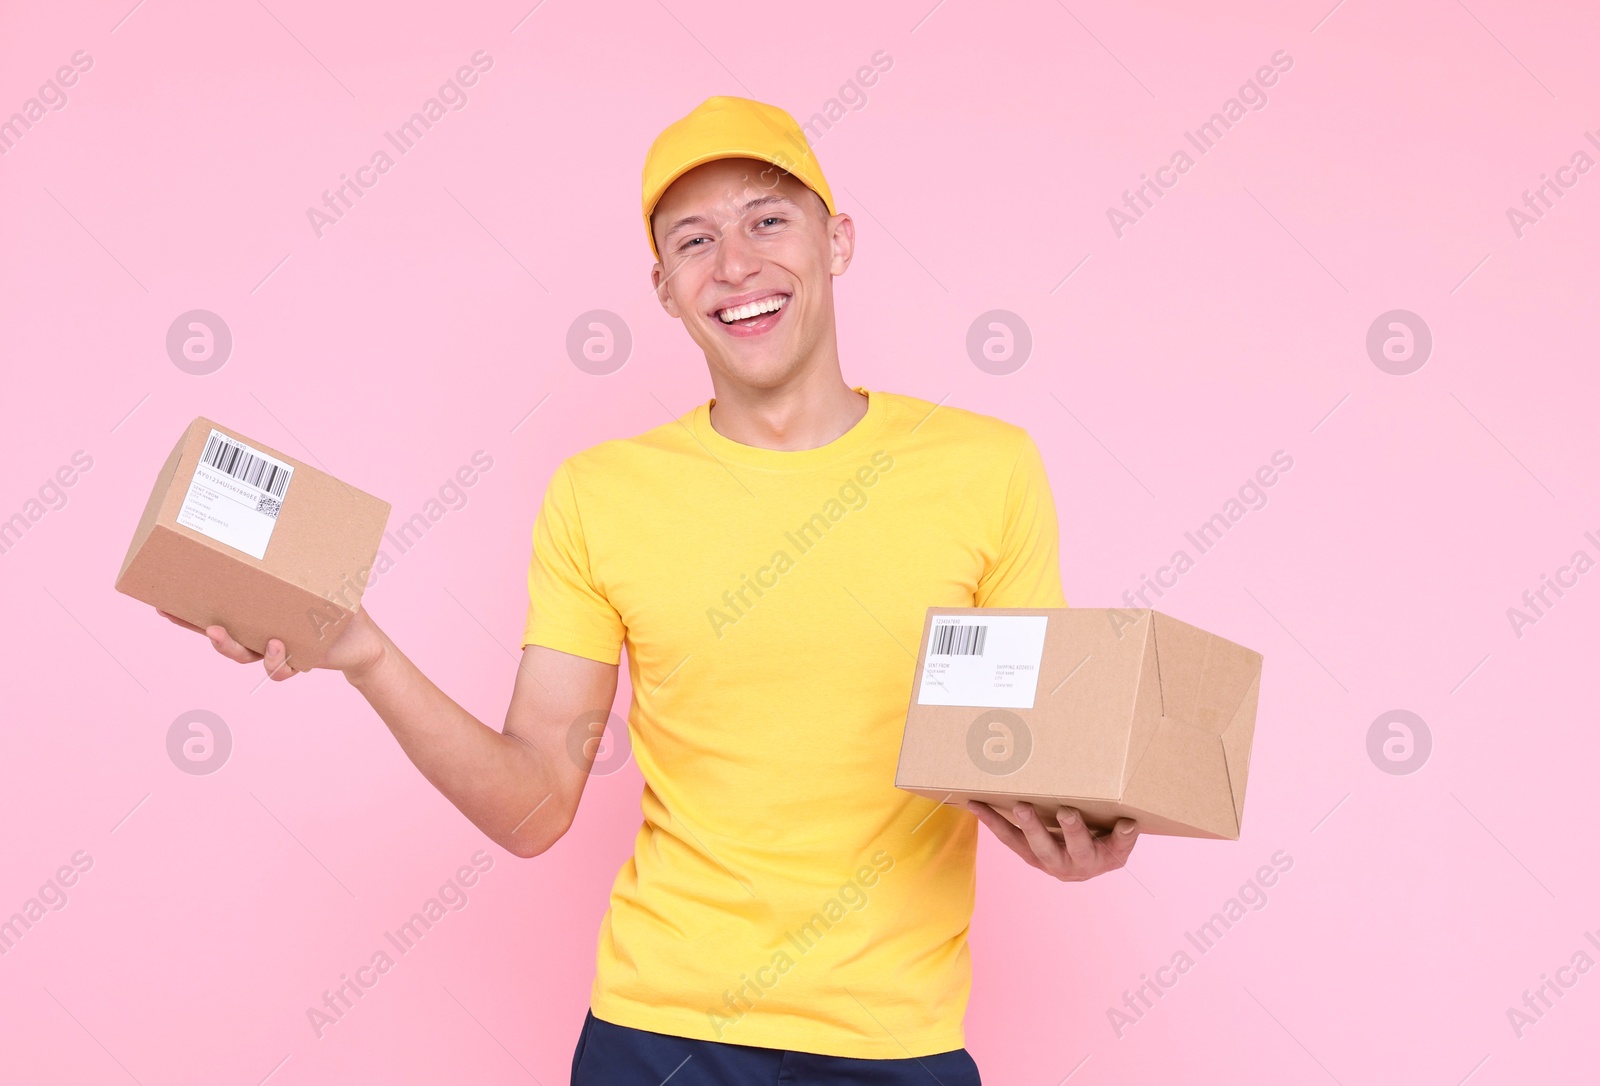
[343,629,569,857]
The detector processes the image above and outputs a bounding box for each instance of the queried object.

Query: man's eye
[678,236,709,251]
[757,216,784,227]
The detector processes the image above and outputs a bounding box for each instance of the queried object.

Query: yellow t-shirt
[521,387,1066,1058]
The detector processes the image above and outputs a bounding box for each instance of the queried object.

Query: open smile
[713,293,790,338]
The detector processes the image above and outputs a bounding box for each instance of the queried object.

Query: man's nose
[714,222,760,280]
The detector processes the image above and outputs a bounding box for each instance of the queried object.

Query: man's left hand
[964,801,1139,882]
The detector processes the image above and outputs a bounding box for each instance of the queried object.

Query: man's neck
[706,368,869,452]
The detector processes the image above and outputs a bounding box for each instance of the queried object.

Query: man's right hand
[155,606,387,683]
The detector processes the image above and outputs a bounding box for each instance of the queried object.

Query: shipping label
[175,429,294,560]
[916,614,1049,708]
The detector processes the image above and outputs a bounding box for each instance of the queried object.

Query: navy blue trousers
[570,1010,983,1085]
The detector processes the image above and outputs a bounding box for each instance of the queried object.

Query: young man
[163,96,1139,1084]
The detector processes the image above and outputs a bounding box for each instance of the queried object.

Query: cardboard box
[895,607,1263,840]
[115,417,390,670]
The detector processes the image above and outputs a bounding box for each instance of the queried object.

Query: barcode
[202,433,290,498]
[931,623,987,656]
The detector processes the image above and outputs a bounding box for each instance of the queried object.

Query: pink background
[3,0,1597,1081]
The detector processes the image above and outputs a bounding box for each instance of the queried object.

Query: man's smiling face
[650,157,853,390]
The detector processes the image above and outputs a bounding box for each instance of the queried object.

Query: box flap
[1118,611,1163,794]
[1119,718,1239,838]
[1219,669,1261,831]
[1131,611,1263,838]
[1153,611,1262,734]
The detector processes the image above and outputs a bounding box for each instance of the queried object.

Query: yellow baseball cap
[641,95,837,261]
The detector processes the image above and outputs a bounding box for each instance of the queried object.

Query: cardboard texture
[895,607,1263,840]
[115,416,391,671]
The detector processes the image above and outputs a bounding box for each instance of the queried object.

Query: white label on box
[916,615,1049,708]
[175,430,294,560]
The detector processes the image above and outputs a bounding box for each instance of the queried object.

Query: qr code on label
[255,494,282,518]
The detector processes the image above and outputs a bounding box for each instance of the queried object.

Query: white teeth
[718,295,788,323]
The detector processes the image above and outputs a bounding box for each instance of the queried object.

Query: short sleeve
[521,459,625,664]
[974,430,1068,609]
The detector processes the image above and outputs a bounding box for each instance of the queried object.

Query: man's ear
[650,262,681,317]
[827,212,855,277]
[648,213,680,316]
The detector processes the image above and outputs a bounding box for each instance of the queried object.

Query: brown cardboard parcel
[895,607,1263,840]
[115,417,390,671]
